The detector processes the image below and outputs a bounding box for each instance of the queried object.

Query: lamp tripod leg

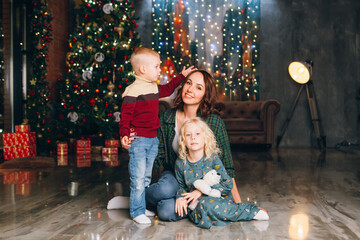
[276,85,304,148]
[305,82,326,151]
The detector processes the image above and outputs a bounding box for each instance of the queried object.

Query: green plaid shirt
[153,108,235,178]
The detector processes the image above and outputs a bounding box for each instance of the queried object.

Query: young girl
[174,117,269,229]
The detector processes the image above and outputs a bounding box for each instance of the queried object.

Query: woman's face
[181,72,206,107]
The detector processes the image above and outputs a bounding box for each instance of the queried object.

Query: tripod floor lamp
[276,60,326,151]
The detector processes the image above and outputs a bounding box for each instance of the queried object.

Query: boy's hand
[121,136,130,149]
[120,129,137,150]
[180,66,197,77]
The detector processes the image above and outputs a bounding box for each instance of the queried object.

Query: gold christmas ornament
[107,81,115,97]
[115,24,124,38]
[30,79,37,85]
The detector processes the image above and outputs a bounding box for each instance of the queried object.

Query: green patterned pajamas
[175,154,260,229]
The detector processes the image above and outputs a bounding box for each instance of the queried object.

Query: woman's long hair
[178,117,221,163]
[173,70,220,119]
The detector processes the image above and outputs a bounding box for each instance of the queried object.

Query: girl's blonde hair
[178,117,221,162]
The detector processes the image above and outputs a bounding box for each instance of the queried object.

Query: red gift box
[105,140,120,147]
[102,147,118,155]
[76,154,91,167]
[57,143,68,155]
[57,155,68,166]
[103,155,119,166]
[105,160,120,167]
[15,124,31,133]
[3,133,19,160]
[76,140,91,154]
[102,154,118,162]
[16,132,36,158]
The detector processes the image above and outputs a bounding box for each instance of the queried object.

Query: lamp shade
[288,62,311,84]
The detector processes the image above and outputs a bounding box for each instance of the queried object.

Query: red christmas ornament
[82,118,87,122]
[108,112,113,117]
[59,114,64,120]
[89,98,95,106]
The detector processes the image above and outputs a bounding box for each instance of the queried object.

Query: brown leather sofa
[219,100,280,146]
[159,99,280,147]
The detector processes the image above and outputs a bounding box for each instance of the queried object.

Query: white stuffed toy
[188,169,221,210]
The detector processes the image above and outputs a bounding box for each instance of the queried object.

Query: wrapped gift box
[105,160,120,167]
[57,155,68,166]
[3,133,19,160]
[16,132,36,158]
[76,140,91,154]
[102,147,118,155]
[103,154,119,166]
[105,140,120,147]
[15,124,31,133]
[57,143,68,155]
[76,154,91,167]
[102,154,118,162]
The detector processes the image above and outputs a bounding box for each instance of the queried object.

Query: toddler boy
[119,47,196,224]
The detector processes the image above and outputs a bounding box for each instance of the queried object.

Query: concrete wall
[260,0,360,148]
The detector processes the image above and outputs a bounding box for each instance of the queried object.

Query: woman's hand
[175,197,188,217]
[120,129,137,150]
[181,189,202,205]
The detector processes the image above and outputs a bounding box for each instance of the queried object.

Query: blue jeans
[145,170,187,221]
[128,136,159,219]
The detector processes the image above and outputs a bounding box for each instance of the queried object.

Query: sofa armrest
[260,100,280,143]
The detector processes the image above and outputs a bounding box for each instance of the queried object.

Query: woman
[145,69,242,221]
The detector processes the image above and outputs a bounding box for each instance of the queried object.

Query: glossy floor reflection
[0,148,359,240]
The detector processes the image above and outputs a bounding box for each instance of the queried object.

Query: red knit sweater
[119,74,185,138]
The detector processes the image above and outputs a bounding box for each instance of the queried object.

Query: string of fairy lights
[152,0,259,100]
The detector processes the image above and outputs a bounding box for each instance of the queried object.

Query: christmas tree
[56,0,140,141]
[26,0,55,153]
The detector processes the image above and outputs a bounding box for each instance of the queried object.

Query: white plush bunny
[188,169,221,210]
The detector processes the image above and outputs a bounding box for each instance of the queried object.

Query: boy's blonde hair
[178,117,221,163]
[130,47,160,74]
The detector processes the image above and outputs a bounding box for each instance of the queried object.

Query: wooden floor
[0,147,359,239]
